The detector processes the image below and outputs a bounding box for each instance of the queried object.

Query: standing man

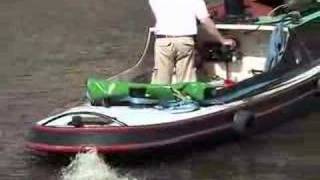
[149,0,235,84]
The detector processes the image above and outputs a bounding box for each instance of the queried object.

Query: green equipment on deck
[86,78,217,106]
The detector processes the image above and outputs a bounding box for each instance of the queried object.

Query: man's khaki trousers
[151,37,197,84]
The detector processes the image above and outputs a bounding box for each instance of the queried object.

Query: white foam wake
[61,150,135,180]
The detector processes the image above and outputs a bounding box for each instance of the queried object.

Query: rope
[267,4,289,16]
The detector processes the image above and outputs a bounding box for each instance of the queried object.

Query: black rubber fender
[232,110,255,136]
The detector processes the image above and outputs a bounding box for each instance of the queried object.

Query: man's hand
[199,17,237,49]
[222,38,237,48]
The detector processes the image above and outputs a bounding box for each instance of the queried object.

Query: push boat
[26,0,320,155]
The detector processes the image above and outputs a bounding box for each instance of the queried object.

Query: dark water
[0,0,319,179]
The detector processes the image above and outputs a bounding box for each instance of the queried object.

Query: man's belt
[156,34,196,39]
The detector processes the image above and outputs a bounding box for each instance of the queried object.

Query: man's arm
[199,17,235,47]
[194,0,234,46]
[199,17,225,43]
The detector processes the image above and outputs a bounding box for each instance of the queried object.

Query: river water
[0,0,319,179]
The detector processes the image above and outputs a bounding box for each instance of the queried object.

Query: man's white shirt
[149,0,210,36]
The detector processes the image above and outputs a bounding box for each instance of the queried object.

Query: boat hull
[26,75,319,155]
